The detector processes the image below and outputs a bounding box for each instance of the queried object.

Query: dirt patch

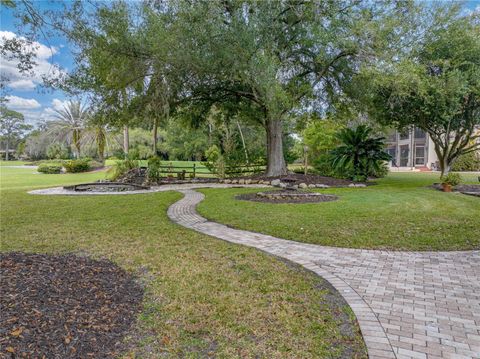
[0,252,143,358]
[236,190,339,204]
[235,173,363,187]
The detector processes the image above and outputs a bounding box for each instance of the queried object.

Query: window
[415,146,425,165]
[399,129,409,140]
[386,147,397,166]
[400,145,409,166]
[387,131,396,142]
[414,128,426,139]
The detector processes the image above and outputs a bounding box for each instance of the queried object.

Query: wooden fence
[142,162,266,179]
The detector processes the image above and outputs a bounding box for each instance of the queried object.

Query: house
[385,127,438,171]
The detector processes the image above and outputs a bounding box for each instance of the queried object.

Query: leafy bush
[46,144,70,160]
[108,159,139,180]
[147,156,162,182]
[37,163,63,174]
[203,145,226,178]
[64,159,91,173]
[451,152,480,172]
[441,172,462,186]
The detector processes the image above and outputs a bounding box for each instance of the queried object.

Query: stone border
[28,183,271,196]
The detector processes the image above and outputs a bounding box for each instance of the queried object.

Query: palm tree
[331,125,391,181]
[49,101,90,158]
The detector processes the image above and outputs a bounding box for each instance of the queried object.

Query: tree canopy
[363,9,480,175]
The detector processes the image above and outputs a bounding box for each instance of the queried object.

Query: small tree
[0,106,31,160]
[331,125,390,182]
[366,15,480,176]
[49,101,90,159]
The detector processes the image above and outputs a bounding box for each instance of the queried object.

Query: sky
[1,0,479,127]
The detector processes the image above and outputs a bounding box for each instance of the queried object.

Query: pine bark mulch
[0,252,143,358]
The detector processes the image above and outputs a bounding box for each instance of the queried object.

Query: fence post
[193,163,196,178]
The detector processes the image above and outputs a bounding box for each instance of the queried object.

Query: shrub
[46,144,70,160]
[441,172,462,186]
[147,156,162,182]
[451,152,480,172]
[64,159,91,173]
[330,125,390,182]
[203,145,226,178]
[108,159,139,180]
[37,163,62,174]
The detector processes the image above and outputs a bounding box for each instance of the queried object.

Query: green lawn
[198,172,480,251]
[0,166,366,358]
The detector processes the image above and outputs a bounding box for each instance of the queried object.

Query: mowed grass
[198,172,480,251]
[0,167,366,358]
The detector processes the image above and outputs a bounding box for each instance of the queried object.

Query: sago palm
[331,125,391,181]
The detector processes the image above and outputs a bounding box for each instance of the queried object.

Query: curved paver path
[165,186,480,359]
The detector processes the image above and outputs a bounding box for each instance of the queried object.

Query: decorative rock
[271,179,281,187]
[298,183,308,189]
[231,179,238,184]
[238,179,245,184]
[292,185,299,190]
[279,183,287,189]
[315,184,330,189]
[308,184,316,188]
[245,179,252,184]
[224,179,232,184]
[348,183,367,188]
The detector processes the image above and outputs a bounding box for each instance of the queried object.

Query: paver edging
[167,189,397,359]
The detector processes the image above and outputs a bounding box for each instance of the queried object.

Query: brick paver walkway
[164,186,480,359]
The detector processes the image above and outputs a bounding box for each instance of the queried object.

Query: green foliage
[108,159,139,180]
[37,163,63,174]
[303,119,344,159]
[46,144,70,160]
[204,145,225,178]
[441,173,462,186]
[64,159,91,173]
[331,125,390,182]
[147,156,162,182]
[364,12,480,176]
[451,152,480,172]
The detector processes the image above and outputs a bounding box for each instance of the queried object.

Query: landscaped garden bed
[236,189,338,204]
[0,252,143,358]
[432,183,480,197]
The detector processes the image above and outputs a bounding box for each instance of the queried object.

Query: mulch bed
[431,183,480,197]
[236,190,339,204]
[0,252,143,358]
[236,173,361,186]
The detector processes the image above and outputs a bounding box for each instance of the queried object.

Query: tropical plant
[441,172,462,186]
[331,125,391,182]
[49,101,90,159]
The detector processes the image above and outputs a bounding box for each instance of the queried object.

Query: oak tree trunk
[265,118,288,176]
